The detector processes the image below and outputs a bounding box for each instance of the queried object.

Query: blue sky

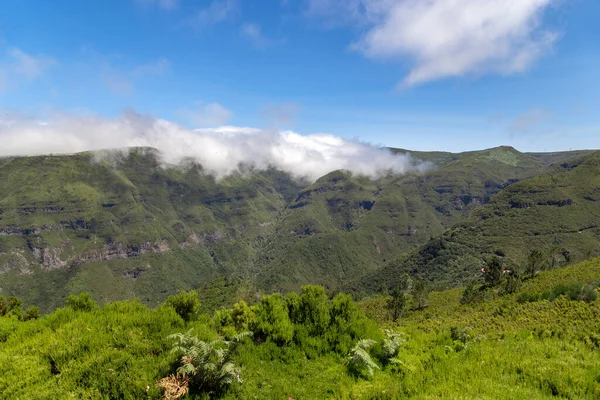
[0,0,599,152]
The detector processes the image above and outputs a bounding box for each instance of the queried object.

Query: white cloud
[260,103,301,127]
[241,23,266,47]
[240,23,284,49]
[8,48,57,79]
[307,0,559,86]
[133,0,178,10]
[193,0,238,26]
[508,107,552,136]
[0,109,429,181]
[179,102,234,127]
[0,70,6,91]
[304,0,389,26]
[95,56,170,96]
[0,48,56,91]
[104,75,135,96]
[132,58,170,78]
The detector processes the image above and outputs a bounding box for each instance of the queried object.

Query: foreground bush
[347,339,379,379]
[2,259,600,399]
[159,330,251,398]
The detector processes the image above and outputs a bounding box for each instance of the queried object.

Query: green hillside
[2,256,599,399]
[255,146,584,292]
[352,150,600,294]
[0,149,297,311]
[0,146,596,312]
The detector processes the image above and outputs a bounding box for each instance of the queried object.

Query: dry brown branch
[156,374,189,400]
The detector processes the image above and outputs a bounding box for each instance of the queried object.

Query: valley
[0,146,597,312]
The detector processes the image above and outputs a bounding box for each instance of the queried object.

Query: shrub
[284,291,302,323]
[165,290,201,322]
[252,294,294,344]
[213,308,234,331]
[381,330,405,367]
[66,293,98,312]
[326,293,364,354]
[164,329,251,397]
[346,339,380,379]
[517,282,598,303]
[0,296,24,319]
[548,283,598,303]
[231,300,255,332]
[0,296,7,316]
[298,285,331,334]
[24,306,40,321]
[460,283,484,305]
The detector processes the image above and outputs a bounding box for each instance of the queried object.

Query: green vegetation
[2,258,600,398]
[3,146,596,312]
[351,150,600,294]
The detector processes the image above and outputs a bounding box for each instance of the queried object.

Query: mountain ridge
[0,145,598,311]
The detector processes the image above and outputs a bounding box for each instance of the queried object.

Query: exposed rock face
[74,240,171,266]
[0,236,175,274]
[42,248,67,270]
[0,252,31,275]
[399,226,418,237]
[453,196,484,211]
[181,233,201,248]
[202,231,225,244]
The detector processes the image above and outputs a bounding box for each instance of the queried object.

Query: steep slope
[350,150,600,294]
[0,145,589,311]
[254,146,558,291]
[0,148,299,311]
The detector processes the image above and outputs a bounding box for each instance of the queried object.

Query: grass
[1,258,600,398]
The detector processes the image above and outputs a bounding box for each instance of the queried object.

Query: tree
[387,287,407,322]
[483,256,503,287]
[378,284,389,296]
[549,246,562,269]
[346,339,380,379]
[562,248,572,264]
[525,249,545,279]
[326,293,361,354]
[504,270,522,294]
[165,290,201,322]
[412,279,430,310]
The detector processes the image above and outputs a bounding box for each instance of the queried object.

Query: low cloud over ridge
[0,110,428,181]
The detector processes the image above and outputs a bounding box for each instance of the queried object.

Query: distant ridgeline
[0,146,598,312]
